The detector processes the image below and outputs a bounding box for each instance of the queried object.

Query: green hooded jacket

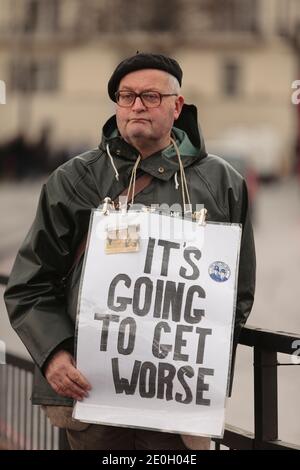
[4,104,255,405]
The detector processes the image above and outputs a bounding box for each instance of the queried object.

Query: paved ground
[0,176,299,445]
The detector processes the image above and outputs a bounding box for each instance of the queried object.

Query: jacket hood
[99,103,207,166]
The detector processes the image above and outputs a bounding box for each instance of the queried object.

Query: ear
[174,95,185,120]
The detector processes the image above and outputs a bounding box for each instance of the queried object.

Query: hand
[44,350,92,401]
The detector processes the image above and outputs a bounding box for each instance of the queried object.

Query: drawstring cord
[174,171,179,189]
[125,155,141,206]
[106,144,119,181]
[170,137,192,212]
[106,143,140,206]
[106,138,191,212]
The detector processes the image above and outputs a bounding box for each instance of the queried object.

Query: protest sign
[73,210,241,437]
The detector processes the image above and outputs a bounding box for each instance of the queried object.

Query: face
[116,69,184,155]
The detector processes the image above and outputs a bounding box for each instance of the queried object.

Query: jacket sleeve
[4,169,87,370]
[229,179,256,344]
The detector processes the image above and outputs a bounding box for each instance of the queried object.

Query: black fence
[1,274,300,450]
[215,326,300,450]
[0,353,63,449]
[0,275,68,450]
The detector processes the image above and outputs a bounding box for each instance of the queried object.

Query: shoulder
[193,153,245,194]
[55,148,104,178]
[48,148,104,185]
[43,148,105,205]
[196,153,244,183]
[191,153,248,220]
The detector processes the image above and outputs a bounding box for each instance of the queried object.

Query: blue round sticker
[209,261,231,282]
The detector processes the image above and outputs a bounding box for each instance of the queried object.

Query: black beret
[108,52,183,102]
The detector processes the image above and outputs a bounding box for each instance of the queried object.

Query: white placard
[73,210,241,438]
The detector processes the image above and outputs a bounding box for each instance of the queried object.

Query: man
[4,53,256,450]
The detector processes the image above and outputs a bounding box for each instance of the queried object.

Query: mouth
[129,118,150,123]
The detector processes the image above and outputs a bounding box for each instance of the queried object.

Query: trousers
[43,406,210,450]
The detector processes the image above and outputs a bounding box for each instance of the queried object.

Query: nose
[131,95,146,111]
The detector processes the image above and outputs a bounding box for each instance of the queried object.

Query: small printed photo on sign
[208,261,231,282]
[105,223,140,254]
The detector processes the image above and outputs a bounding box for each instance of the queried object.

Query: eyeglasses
[115,90,178,108]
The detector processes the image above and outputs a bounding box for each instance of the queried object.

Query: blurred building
[0,0,299,177]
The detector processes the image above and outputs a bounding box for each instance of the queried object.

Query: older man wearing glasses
[5,53,256,450]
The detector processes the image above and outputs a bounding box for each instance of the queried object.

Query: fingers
[45,349,92,400]
[52,376,89,401]
[67,367,92,391]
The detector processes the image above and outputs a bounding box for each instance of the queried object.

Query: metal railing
[214,326,300,450]
[0,274,67,450]
[1,274,300,450]
[0,353,62,449]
